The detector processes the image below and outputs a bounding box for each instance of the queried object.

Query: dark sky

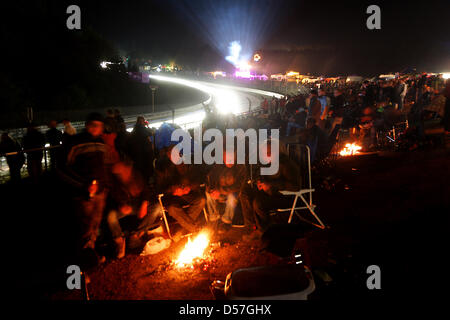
[33,0,450,76]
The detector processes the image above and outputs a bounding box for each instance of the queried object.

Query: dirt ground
[5,140,450,301]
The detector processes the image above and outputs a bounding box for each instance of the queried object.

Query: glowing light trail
[147,75,284,128]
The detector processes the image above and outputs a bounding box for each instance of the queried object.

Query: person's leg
[205,191,220,222]
[106,208,126,258]
[8,161,21,183]
[75,191,106,250]
[240,185,255,228]
[252,191,272,232]
[106,209,125,239]
[221,193,238,224]
[184,191,206,222]
[167,204,199,233]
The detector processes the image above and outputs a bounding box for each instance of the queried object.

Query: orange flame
[339,143,362,156]
[175,231,210,267]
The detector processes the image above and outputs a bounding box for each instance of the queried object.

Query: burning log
[175,231,211,268]
[339,143,362,156]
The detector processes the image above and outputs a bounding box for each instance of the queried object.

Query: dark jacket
[23,129,45,159]
[45,128,63,146]
[63,131,109,192]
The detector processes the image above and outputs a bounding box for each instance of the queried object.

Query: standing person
[261,98,269,114]
[104,109,118,134]
[45,120,62,170]
[317,88,331,129]
[328,88,346,135]
[23,124,45,183]
[126,117,154,183]
[0,133,25,183]
[62,119,76,146]
[306,89,322,125]
[114,109,125,127]
[396,79,408,111]
[62,112,110,267]
[362,81,377,107]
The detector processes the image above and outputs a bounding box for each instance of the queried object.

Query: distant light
[226,41,242,66]
[100,61,112,69]
[211,71,226,78]
[45,143,50,148]
[253,53,261,62]
[442,73,450,80]
[235,62,252,79]
[286,71,299,78]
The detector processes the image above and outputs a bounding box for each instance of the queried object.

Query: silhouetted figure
[23,124,45,183]
[45,120,62,170]
[0,133,25,183]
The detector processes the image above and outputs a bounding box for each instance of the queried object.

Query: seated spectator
[252,141,301,234]
[154,145,206,234]
[106,160,156,259]
[205,148,247,233]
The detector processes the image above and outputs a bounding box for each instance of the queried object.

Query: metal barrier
[0,144,62,181]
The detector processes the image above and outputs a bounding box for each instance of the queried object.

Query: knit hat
[85,112,104,124]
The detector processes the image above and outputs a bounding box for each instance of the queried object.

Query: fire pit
[168,230,220,273]
[339,143,362,156]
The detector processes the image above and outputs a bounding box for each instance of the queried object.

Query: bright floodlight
[226,41,242,66]
[442,72,450,80]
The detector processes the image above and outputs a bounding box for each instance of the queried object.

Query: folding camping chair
[272,143,326,229]
[157,192,209,240]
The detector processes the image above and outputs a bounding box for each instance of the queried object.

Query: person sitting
[205,148,247,234]
[252,141,301,235]
[154,145,206,234]
[106,160,155,259]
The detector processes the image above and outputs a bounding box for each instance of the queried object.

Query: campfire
[175,231,211,268]
[339,143,362,156]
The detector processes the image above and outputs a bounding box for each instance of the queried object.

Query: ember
[175,231,210,268]
[339,143,362,156]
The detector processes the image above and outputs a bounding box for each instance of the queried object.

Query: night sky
[10,0,450,76]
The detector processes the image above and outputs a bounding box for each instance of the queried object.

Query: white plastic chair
[274,144,326,229]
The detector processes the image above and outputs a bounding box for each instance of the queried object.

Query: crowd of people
[0,74,449,268]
